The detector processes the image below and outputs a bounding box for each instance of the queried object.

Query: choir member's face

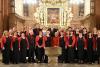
[76,29,79,33]
[55,32,58,37]
[9,29,13,34]
[68,27,72,31]
[30,31,34,35]
[66,31,70,36]
[70,32,73,36]
[89,33,92,37]
[17,32,21,36]
[83,28,87,32]
[98,31,100,36]
[14,32,17,36]
[79,33,82,38]
[39,31,42,36]
[46,31,50,35]
[4,31,9,36]
[60,32,64,36]
[21,33,25,37]
[13,27,17,32]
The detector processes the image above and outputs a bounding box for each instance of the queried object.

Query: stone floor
[0,53,100,67]
[0,63,100,67]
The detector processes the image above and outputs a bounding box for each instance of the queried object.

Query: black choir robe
[74,33,79,60]
[97,37,100,58]
[11,37,20,63]
[45,36,52,47]
[27,34,35,62]
[33,28,42,37]
[76,37,86,61]
[36,36,45,62]
[59,36,66,62]
[20,37,29,63]
[66,36,75,62]
[49,28,58,37]
[1,36,12,64]
[83,33,88,62]
[87,37,94,62]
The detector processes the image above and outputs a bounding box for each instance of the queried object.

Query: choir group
[0,26,100,64]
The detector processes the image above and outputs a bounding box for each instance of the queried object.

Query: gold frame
[34,1,69,27]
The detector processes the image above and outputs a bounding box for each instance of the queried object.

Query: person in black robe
[93,28,98,62]
[74,28,79,62]
[66,31,75,63]
[45,31,51,47]
[48,27,58,37]
[9,29,13,63]
[97,31,100,64]
[87,32,94,64]
[27,31,35,63]
[20,32,29,63]
[59,32,66,63]
[77,33,86,63]
[12,32,20,64]
[33,27,42,38]
[35,31,45,63]
[82,28,88,63]
[1,31,11,64]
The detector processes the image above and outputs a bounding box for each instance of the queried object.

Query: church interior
[0,0,100,31]
[0,0,100,67]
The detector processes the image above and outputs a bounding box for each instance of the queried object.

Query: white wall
[84,0,90,16]
[15,0,24,16]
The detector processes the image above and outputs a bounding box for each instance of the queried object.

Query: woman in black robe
[77,33,86,63]
[36,31,45,63]
[59,32,66,63]
[93,28,98,63]
[82,28,88,63]
[87,32,94,64]
[66,31,75,63]
[20,32,29,63]
[9,29,13,63]
[12,32,20,64]
[45,31,51,47]
[27,31,35,63]
[97,31,100,64]
[74,28,79,62]
[1,31,12,64]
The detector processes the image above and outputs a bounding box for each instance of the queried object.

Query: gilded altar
[34,0,73,27]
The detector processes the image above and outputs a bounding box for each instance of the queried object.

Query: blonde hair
[3,30,8,36]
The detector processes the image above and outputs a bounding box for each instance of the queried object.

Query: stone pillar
[0,0,3,32]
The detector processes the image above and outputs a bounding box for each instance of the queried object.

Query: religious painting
[47,8,60,24]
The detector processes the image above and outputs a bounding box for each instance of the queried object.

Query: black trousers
[20,48,27,63]
[28,47,35,62]
[67,47,74,62]
[77,49,84,61]
[35,47,38,60]
[87,50,93,63]
[58,47,66,63]
[83,50,88,63]
[12,50,20,63]
[2,49,10,64]
[37,47,44,62]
